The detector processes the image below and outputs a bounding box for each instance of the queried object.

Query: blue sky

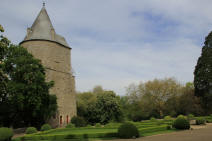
[1,0,212,95]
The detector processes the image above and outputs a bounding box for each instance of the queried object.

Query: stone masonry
[20,5,76,127]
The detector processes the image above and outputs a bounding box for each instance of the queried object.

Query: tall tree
[76,87,123,124]
[194,31,212,113]
[0,25,57,128]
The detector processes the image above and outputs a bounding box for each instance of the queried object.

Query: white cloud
[0,0,210,95]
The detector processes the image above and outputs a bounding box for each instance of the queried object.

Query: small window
[60,116,62,125]
[66,115,69,124]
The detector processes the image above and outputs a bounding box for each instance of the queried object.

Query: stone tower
[20,5,76,127]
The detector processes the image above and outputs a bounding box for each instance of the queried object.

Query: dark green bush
[118,122,139,139]
[0,127,13,141]
[196,118,205,125]
[71,116,86,127]
[40,124,51,131]
[66,123,75,128]
[166,125,172,130]
[173,117,190,130]
[25,127,37,134]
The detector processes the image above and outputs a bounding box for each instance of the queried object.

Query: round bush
[196,118,205,125]
[166,125,172,130]
[40,124,52,131]
[173,117,190,130]
[95,123,102,128]
[118,122,139,139]
[66,123,75,128]
[71,116,86,127]
[187,114,194,120]
[25,127,37,134]
[0,127,13,141]
[86,124,92,128]
[150,117,156,122]
[164,116,172,121]
[177,115,187,119]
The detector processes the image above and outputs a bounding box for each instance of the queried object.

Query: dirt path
[106,123,212,141]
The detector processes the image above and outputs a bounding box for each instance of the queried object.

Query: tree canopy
[77,86,123,124]
[0,25,57,128]
[124,78,202,121]
[194,31,212,114]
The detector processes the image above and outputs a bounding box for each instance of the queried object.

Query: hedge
[25,127,37,134]
[139,125,168,135]
[19,125,169,140]
[196,118,206,125]
[20,132,118,140]
[0,127,13,141]
[40,124,52,131]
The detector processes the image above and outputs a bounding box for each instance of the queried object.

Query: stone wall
[20,40,76,127]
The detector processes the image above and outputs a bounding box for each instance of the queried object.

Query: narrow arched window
[66,115,69,124]
[60,116,62,125]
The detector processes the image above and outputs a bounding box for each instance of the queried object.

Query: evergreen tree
[194,31,212,113]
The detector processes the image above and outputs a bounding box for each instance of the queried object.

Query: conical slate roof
[22,6,70,48]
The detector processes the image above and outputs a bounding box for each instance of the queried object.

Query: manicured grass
[141,129,177,137]
[13,120,174,141]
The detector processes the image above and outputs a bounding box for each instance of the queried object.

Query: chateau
[20,4,76,127]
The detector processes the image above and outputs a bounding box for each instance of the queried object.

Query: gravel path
[106,123,212,141]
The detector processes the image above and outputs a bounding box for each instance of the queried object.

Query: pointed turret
[21,5,69,48]
[20,4,76,127]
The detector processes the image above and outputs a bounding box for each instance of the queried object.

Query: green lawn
[13,120,176,141]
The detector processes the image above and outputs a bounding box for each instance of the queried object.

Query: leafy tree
[86,91,123,124]
[194,31,212,113]
[93,85,104,94]
[126,78,182,119]
[94,91,123,124]
[77,87,123,124]
[177,83,203,116]
[125,79,202,120]
[76,92,96,117]
[0,25,57,128]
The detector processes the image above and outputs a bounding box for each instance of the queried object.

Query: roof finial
[43,1,45,7]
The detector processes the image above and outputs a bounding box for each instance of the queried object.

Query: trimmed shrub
[86,124,92,128]
[177,115,187,119]
[95,123,101,128]
[156,120,163,126]
[0,127,13,141]
[26,127,37,134]
[40,124,52,131]
[150,117,156,122]
[164,116,172,121]
[71,116,86,127]
[173,117,190,130]
[118,122,139,139]
[187,114,194,121]
[196,118,206,125]
[66,123,75,128]
[166,125,172,130]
